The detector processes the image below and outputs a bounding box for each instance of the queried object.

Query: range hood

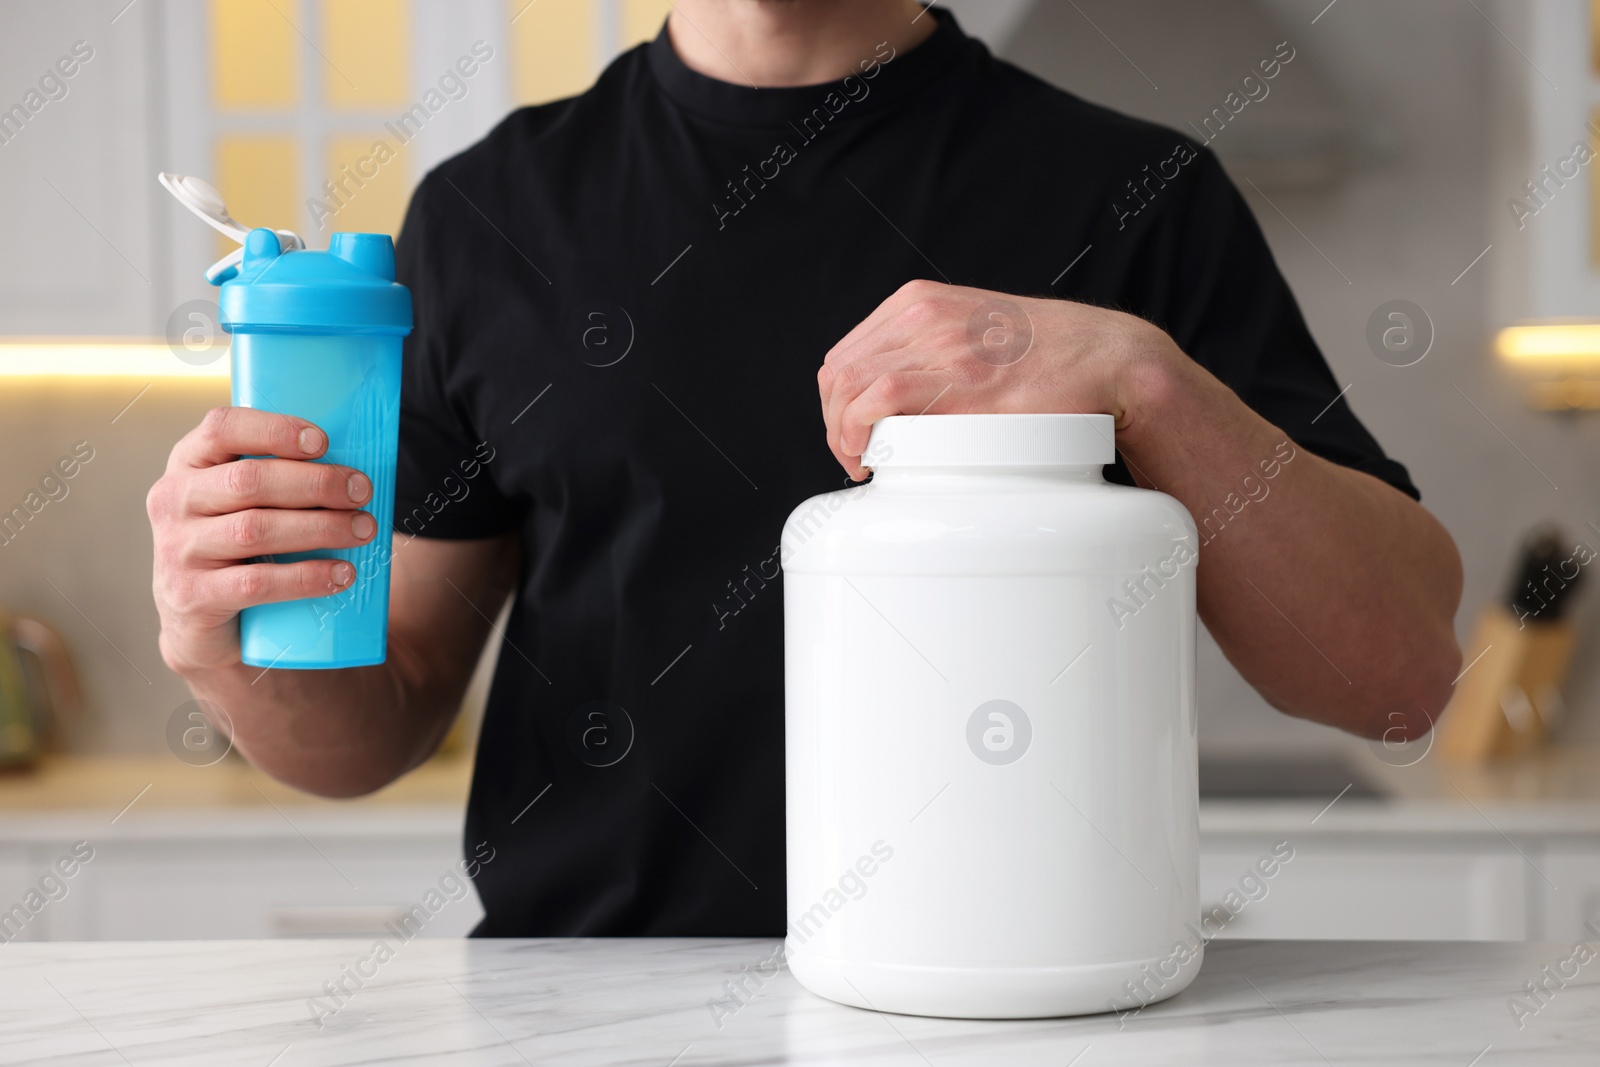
[996,0,1361,190]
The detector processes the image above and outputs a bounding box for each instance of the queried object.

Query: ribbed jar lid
[866,413,1115,467]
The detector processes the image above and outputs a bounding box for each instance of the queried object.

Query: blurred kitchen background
[2,0,1599,944]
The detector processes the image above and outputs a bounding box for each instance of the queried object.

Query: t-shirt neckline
[645,6,970,128]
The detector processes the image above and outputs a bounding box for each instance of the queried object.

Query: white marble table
[1,938,1594,1065]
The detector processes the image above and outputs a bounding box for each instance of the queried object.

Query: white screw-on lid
[866,413,1115,468]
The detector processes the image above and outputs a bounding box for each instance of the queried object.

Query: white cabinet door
[1201,838,1528,940]
[1539,847,1600,943]
[0,850,54,943]
[0,2,163,334]
[48,836,482,940]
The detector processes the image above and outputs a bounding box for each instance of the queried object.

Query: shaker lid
[219,228,413,335]
[158,170,410,334]
[158,172,306,284]
[866,413,1116,468]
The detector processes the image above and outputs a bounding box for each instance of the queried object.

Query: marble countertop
[2,938,1595,1065]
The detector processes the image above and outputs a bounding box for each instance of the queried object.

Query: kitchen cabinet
[4,823,1585,944]
[0,858,53,942]
[0,811,481,942]
[1,820,1594,943]
[46,837,481,941]
[1199,799,1600,942]
[0,3,165,335]
[0,756,483,942]
[1540,847,1600,943]
[4,756,1599,943]
[1199,839,1527,940]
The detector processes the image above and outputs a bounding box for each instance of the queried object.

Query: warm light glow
[1494,323,1600,365]
[0,340,229,379]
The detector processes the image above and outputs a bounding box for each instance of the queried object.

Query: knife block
[1437,604,1576,764]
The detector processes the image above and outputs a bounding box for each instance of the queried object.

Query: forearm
[161,534,513,797]
[1117,350,1463,737]
[177,648,442,798]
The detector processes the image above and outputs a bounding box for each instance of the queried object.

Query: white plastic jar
[782,413,1200,1019]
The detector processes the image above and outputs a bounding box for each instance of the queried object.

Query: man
[147,1,1462,936]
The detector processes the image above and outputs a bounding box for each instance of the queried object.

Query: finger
[823,345,945,465]
[821,282,972,452]
[837,371,960,472]
[195,558,360,612]
[183,458,372,516]
[186,508,378,563]
[172,407,328,470]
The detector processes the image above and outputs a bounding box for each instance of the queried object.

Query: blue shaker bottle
[217,228,413,669]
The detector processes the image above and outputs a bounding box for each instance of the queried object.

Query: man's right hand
[147,406,378,675]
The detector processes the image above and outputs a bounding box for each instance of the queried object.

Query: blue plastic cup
[219,229,413,669]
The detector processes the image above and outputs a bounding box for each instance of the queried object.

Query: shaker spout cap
[243,227,284,268]
[329,233,396,282]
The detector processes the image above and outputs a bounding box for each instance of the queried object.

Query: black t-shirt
[392,10,1416,936]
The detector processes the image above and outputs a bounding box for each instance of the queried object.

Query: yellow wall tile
[210,0,300,108]
[620,0,672,49]
[508,0,596,105]
[214,136,301,256]
[322,0,411,109]
[318,133,410,238]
